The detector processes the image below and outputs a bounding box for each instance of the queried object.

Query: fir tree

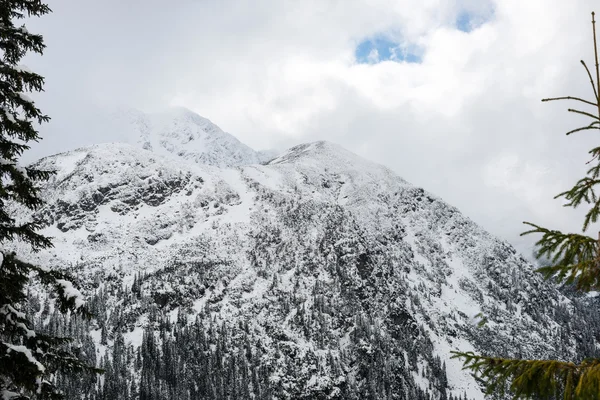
[453,11,600,400]
[0,1,101,398]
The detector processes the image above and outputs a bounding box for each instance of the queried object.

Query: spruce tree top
[0,0,52,250]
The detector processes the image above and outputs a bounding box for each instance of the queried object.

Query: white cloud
[367,48,380,63]
[21,0,600,256]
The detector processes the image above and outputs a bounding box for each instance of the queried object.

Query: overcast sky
[21,0,600,257]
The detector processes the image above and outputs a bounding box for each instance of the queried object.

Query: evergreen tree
[453,11,600,400]
[0,1,100,398]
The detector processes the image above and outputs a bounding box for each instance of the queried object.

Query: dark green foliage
[521,223,599,291]
[453,11,600,399]
[453,353,600,400]
[0,1,101,398]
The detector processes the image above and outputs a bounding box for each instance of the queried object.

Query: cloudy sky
[21,0,599,256]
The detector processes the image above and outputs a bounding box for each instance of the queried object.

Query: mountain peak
[267,140,408,188]
[269,141,363,165]
[150,106,219,128]
[110,107,261,167]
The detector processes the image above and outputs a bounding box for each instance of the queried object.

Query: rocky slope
[13,110,598,399]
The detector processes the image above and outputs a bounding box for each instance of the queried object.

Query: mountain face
[15,110,598,400]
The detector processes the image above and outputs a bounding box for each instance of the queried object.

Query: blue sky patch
[456,6,494,33]
[456,11,474,32]
[355,37,422,64]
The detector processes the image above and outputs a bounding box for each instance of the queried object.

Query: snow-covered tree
[0,1,101,399]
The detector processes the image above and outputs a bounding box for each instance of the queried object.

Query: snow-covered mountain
[17,110,597,399]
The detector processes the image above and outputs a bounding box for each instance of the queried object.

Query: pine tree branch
[542,95,598,108]
[583,201,600,232]
[586,147,600,168]
[580,60,599,102]
[537,258,600,291]
[565,123,600,136]
[551,170,600,231]
[451,352,600,399]
[27,262,91,318]
[567,108,600,121]
[521,222,600,290]
[521,223,597,262]
[555,177,600,207]
[592,12,600,118]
